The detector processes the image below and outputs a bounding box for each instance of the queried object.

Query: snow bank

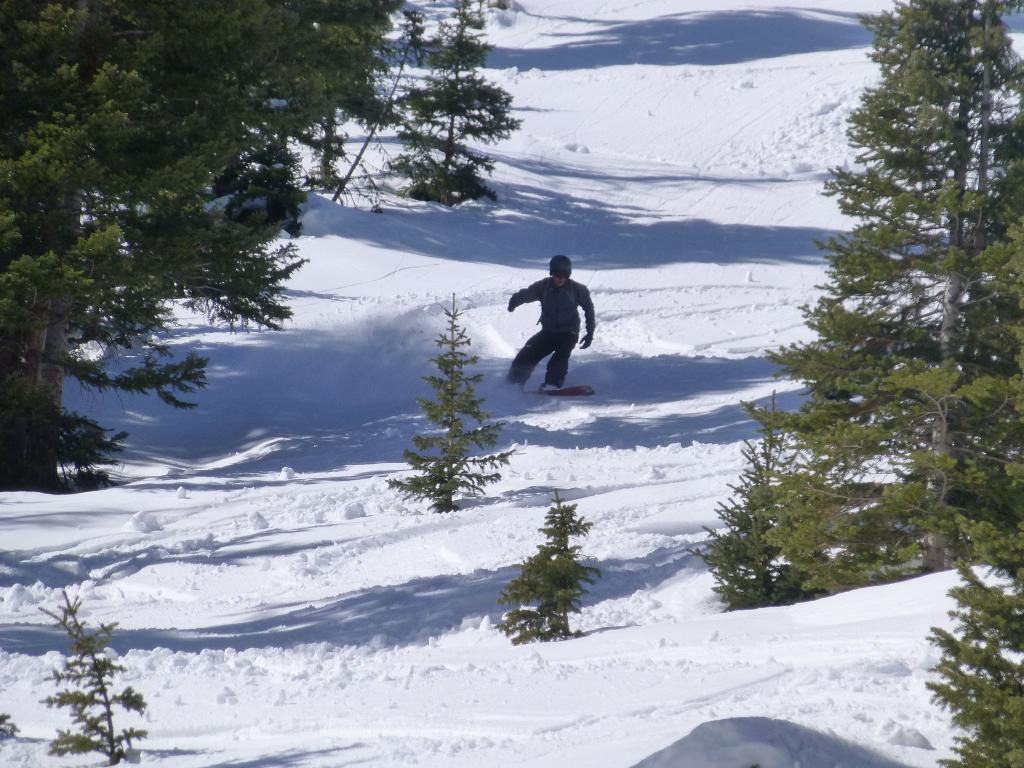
[632,717,912,768]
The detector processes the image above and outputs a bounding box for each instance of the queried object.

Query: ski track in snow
[1,1,964,766]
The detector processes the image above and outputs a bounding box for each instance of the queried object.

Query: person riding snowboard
[507,254,595,391]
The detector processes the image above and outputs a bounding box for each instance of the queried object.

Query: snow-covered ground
[1,1,966,765]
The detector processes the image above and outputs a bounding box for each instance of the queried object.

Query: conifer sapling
[392,0,521,205]
[498,491,601,644]
[42,591,147,765]
[390,295,513,512]
[698,394,807,609]
[0,713,17,739]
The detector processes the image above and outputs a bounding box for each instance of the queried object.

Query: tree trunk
[974,1,992,253]
[0,376,62,491]
[923,4,993,572]
[442,111,458,206]
[922,534,951,572]
[317,114,339,189]
[39,297,69,406]
[333,53,410,203]
[3,179,79,490]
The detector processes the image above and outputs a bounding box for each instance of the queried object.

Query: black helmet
[549,254,572,277]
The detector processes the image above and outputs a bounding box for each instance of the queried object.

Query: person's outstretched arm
[508,279,546,312]
[579,284,595,347]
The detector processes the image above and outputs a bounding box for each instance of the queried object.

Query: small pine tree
[698,395,808,610]
[0,713,17,739]
[929,523,1024,768]
[498,492,601,644]
[42,591,147,766]
[390,295,513,512]
[392,0,521,205]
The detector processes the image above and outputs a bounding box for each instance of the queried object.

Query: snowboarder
[507,255,595,391]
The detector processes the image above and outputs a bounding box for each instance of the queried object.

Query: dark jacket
[509,277,595,336]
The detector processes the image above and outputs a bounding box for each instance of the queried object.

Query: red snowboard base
[536,384,595,396]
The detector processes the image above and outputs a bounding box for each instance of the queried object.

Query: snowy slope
[1,1,964,766]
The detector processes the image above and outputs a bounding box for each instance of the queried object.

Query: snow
[632,717,916,768]
[0,1,968,765]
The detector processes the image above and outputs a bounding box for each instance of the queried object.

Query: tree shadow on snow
[489,9,872,71]
[0,544,702,656]
[478,355,804,450]
[62,316,431,477]
[201,746,367,768]
[0,530,346,591]
[301,172,836,271]
[493,161,834,269]
[63,304,802,479]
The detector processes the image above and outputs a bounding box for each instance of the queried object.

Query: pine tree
[929,523,1024,768]
[698,395,809,610]
[287,0,403,191]
[766,0,1024,591]
[42,591,147,765]
[0,1,404,491]
[1,1,335,490]
[498,492,601,644]
[390,295,513,512]
[333,9,427,204]
[0,713,17,739]
[213,138,306,237]
[392,0,521,205]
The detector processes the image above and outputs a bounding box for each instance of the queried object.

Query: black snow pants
[507,329,578,388]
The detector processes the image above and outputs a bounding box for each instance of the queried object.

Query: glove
[507,298,517,313]
[579,333,593,349]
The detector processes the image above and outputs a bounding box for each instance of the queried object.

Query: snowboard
[536,384,595,397]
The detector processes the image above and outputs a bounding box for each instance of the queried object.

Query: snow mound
[881,720,934,750]
[631,717,912,768]
[343,500,367,519]
[123,511,162,533]
[2,583,45,612]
